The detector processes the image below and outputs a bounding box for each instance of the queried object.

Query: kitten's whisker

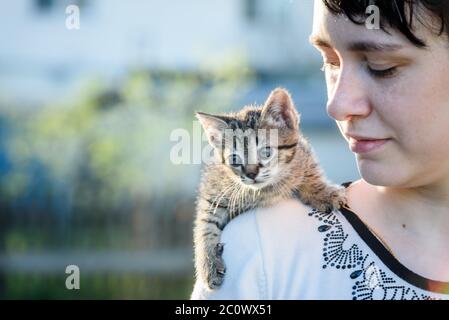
[238,186,244,215]
[211,182,237,216]
[232,184,242,218]
[228,183,238,218]
[284,183,294,198]
[274,181,290,200]
[235,184,243,214]
[211,181,235,205]
[210,183,233,213]
[280,182,292,199]
[242,186,249,212]
[235,183,244,216]
[229,187,236,217]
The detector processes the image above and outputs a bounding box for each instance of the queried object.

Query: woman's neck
[355,178,449,243]
[347,178,449,280]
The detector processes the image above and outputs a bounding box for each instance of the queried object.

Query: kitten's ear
[196,112,229,149]
[261,88,300,130]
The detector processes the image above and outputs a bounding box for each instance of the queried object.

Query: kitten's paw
[206,243,227,290]
[215,242,224,256]
[202,243,226,290]
[318,187,347,213]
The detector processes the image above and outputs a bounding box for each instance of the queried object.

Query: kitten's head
[196,88,300,189]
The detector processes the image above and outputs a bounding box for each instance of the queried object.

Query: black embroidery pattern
[308,208,439,300]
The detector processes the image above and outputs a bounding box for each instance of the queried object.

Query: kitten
[194,88,346,290]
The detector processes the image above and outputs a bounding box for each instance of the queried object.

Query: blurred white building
[0,0,360,183]
[0,0,321,103]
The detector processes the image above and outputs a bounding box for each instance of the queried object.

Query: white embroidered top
[191,184,449,300]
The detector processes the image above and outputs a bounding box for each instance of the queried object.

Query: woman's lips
[349,138,390,154]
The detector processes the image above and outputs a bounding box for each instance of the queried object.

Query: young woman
[191,0,449,299]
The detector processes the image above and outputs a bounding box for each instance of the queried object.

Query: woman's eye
[367,65,398,78]
[259,147,272,160]
[229,154,242,166]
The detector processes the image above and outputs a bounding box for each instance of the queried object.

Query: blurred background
[0,0,360,299]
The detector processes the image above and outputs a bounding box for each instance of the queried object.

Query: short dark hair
[322,0,449,47]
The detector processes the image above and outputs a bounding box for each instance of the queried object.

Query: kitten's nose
[245,165,259,180]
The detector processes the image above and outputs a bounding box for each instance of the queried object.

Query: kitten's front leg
[315,183,347,213]
[298,176,347,213]
[194,198,229,290]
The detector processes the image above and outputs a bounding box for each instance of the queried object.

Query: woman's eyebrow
[309,35,404,52]
[347,41,404,52]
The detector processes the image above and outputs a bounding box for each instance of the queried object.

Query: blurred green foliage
[0,54,253,217]
[4,273,194,299]
[0,54,253,299]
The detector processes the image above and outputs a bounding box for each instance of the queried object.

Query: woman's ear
[196,112,229,149]
[260,88,300,130]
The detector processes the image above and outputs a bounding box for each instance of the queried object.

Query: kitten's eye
[228,154,242,167]
[259,147,272,160]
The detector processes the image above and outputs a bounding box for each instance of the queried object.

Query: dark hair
[322,0,449,47]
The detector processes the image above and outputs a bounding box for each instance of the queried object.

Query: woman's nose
[326,66,372,121]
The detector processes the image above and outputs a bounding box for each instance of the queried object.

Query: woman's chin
[358,161,410,187]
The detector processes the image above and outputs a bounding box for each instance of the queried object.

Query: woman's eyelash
[367,66,398,78]
[320,61,398,78]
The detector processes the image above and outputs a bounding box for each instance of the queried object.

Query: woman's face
[311,1,449,188]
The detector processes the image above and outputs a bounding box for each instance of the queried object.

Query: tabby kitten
[194,88,346,290]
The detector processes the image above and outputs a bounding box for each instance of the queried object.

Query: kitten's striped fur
[194,88,346,290]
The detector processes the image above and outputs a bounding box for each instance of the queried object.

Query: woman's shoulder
[191,198,324,299]
[227,197,314,230]
[223,197,321,248]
